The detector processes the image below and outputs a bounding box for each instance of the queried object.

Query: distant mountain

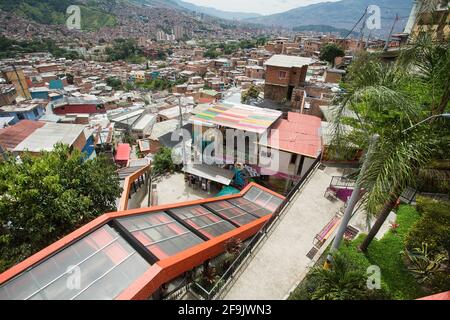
[293,25,358,37]
[173,0,261,20]
[134,0,261,20]
[0,0,117,30]
[246,0,414,36]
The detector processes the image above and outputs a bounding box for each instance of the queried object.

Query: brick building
[264,55,315,103]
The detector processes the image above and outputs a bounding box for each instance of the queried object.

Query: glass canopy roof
[0,225,150,300]
[116,212,204,260]
[0,185,285,300]
[169,205,236,239]
[204,201,258,226]
[227,186,284,217]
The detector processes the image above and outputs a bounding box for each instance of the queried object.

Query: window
[278,70,287,80]
[261,149,272,158]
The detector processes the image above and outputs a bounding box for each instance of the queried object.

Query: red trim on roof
[198,97,216,104]
[417,291,450,300]
[115,143,131,161]
[118,215,271,300]
[0,182,285,300]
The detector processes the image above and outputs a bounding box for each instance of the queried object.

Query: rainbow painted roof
[189,102,282,134]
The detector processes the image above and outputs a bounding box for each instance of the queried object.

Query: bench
[315,216,341,245]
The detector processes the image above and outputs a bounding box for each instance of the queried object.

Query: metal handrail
[199,154,323,300]
[330,176,357,189]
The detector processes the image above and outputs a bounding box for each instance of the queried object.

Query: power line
[344,6,369,39]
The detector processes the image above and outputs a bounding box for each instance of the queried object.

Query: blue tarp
[216,186,240,197]
[49,79,64,90]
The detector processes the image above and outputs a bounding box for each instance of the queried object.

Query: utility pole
[384,14,400,51]
[10,64,29,100]
[357,15,366,51]
[365,30,373,50]
[175,93,187,166]
[324,134,380,268]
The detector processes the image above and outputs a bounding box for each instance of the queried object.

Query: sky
[182,0,341,15]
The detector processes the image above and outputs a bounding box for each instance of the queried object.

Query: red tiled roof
[0,120,45,151]
[115,143,131,161]
[264,112,322,158]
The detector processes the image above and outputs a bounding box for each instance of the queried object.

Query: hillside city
[0,0,449,303]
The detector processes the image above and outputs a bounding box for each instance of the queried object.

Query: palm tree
[309,253,367,300]
[399,32,450,116]
[330,51,439,252]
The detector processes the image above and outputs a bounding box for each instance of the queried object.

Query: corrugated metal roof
[189,102,282,134]
[132,114,156,131]
[262,112,322,158]
[182,164,235,185]
[148,119,179,140]
[0,120,45,150]
[264,55,315,68]
[13,123,85,153]
[115,143,130,161]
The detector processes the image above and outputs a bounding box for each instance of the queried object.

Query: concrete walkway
[141,173,213,207]
[224,166,346,300]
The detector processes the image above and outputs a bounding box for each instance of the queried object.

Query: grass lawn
[289,204,424,300]
[339,205,424,299]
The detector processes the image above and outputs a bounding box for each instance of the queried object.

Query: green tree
[330,50,443,252]
[0,144,121,272]
[204,48,220,59]
[405,197,450,255]
[106,76,123,90]
[307,253,369,300]
[65,73,74,85]
[320,43,345,67]
[105,38,143,62]
[152,147,175,175]
[241,85,261,104]
[399,32,450,116]
[122,131,136,145]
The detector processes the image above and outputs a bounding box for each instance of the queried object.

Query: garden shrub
[405,197,450,254]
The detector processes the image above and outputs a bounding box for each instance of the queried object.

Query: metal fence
[191,154,323,300]
[329,175,357,189]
